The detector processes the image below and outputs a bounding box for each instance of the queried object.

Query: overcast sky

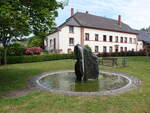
[56,0,150,30]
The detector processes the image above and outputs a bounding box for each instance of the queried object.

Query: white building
[45,9,142,54]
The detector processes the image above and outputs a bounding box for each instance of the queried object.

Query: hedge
[2,54,75,64]
[97,51,148,57]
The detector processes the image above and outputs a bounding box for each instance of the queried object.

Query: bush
[25,47,43,55]
[97,51,147,57]
[5,53,75,64]
[84,45,92,51]
[7,43,26,56]
[28,36,43,48]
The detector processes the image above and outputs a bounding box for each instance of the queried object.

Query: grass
[0,56,150,113]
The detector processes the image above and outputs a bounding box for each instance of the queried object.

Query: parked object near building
[45,8,148,54]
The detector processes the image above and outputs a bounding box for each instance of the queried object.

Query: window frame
[103,35,107,42]
[95,46,99,53]
[85,33,90,41]
[95,34,99,41]
[69,38,74,45]
[103,46,107,52]
[109,36,113,42]
[69,26,74,33]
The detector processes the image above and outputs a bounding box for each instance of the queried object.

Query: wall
[45,32,59,52]
[83,28,137,53]
[137,41,143,51]
[59,26,81,53]
[46,26,139,54]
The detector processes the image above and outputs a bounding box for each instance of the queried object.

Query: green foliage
[0,57,150,113]
[0,0,64,64]
[5,54,75,64]
[7,43,26,56]
[140,26,150,32]
[97,51,147,57]
[28,36,43,47]
[84,45,92,51]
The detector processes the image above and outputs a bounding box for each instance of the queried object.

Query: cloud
[56,0,150,29]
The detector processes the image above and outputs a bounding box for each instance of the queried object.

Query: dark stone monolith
[74,44,99,81]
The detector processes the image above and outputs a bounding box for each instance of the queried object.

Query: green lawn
[0,57,150,113]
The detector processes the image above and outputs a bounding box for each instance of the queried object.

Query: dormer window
[69,26,74,33]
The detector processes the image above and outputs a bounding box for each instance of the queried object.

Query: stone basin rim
[35,70,141,96]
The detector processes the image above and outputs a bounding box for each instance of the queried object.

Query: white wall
[46,26,139,53]
[84,28,137,53]
[45,32,59,52]
[137,41,143,51]
[59,26,81,53]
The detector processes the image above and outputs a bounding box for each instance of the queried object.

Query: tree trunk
[4,47,7,65]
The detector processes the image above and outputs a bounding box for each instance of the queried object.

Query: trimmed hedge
[4,53,75,64]
[97,51,148,57]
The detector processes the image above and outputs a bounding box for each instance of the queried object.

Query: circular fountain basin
[35,70,141,96]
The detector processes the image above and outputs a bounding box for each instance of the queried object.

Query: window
[115,45,119,52]
[46,40,48,46]
[125,37,127,43]
[103,46,107,52]
[121,37,123,43]
[124,47,127,52]
[69,26,74,33]
[120,47,123,52]
[109,36,113,42]
[115,36,118,42]
[50,39,52,47]
[134,38,136,43]
[69,38,74,45]
[130,38,132,43]
[95,34,99,41]
[95,46,99,53]
[103,35,107,41]
[109,46,113,53]
[85,33,89,41]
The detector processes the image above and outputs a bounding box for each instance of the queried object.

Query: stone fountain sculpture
[74,44,99,81]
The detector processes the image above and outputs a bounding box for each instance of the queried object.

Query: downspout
[81,27,84,46]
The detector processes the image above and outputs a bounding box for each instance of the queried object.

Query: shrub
[28,36,43,48]
[5,53,75,64]
[7,43,26,56]
[25,47,43,55]
[84,45,92,51]
[97,51,147,57]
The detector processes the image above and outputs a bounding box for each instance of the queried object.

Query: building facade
[45,9,141,54]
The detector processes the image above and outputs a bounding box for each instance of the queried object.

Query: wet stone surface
[74,44,99,81]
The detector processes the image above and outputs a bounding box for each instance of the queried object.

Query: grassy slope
[0,57,150,113]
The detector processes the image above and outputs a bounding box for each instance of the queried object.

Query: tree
[140,26,150,32]
[0,0,63,64]
[28,36,43,48]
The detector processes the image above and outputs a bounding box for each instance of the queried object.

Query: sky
[56,0,150,30]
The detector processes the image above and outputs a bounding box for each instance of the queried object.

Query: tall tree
[140,26,150,32]
[0,0,63,64]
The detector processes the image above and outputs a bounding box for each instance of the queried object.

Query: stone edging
[29,70,141,96]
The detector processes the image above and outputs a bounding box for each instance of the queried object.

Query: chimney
[71,8,74,16]
[118,15,121,25]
